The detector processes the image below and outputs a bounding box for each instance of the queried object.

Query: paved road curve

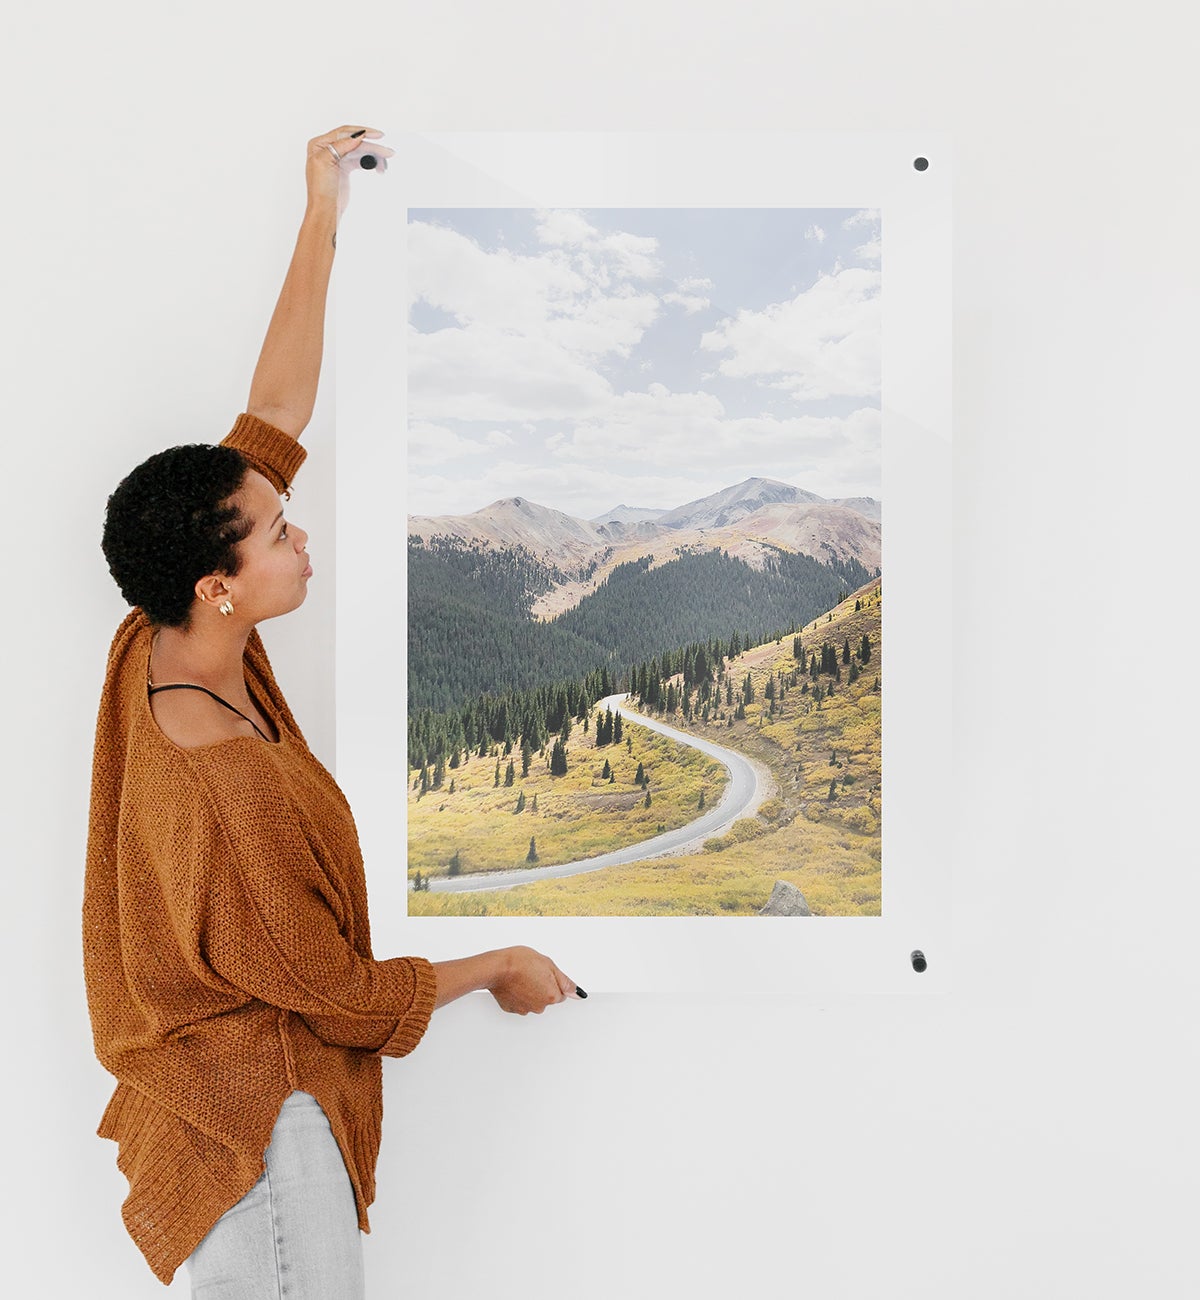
[428,693,772,894]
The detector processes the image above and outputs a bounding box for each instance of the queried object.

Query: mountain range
[410,477,881,616]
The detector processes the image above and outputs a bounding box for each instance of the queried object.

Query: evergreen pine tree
[860,634,872,663]
[514,791,526,813]
[635,761,646,785]
[613,712,623,744]
[520,736,533,778]
[527,837,539,863]
[644,788,652,808]
[504,759,515,787]
[827,779,837,801]
[601,758,612,779]
[493,760,500,787]
[432,756,446,789]
[550,738,568,776]
[843,638,851,665]
[448,849,462,876]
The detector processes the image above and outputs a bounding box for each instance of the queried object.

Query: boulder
[759,881,812,916]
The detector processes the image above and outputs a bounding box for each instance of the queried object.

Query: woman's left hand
[304,125,394,219]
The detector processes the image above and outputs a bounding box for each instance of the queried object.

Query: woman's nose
[294,524,309,550]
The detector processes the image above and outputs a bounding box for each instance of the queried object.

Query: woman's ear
[194,574,232,608]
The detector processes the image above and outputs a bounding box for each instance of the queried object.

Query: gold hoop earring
[219,600,234,617]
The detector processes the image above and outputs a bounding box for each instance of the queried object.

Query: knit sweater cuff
[221,413,308,495]
[377,957,439,1058]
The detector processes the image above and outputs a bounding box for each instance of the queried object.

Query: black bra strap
[148,682,272,742]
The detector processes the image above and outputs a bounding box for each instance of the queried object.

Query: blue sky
[406,206,880,518]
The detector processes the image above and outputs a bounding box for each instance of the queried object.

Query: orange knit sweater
[83,414,437,1285]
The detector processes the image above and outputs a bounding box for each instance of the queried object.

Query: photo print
[404,205,883,918]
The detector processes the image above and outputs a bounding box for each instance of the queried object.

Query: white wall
[3,3,1194,1295]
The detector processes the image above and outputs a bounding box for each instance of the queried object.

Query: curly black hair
[102,444,253,627]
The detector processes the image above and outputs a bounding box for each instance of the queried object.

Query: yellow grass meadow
[407,582,882,917]
[407,723,725,879]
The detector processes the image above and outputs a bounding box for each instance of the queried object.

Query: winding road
[428,693,773,894]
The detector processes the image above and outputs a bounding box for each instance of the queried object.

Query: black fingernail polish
[351,129,366,138]
[575,986,588,999]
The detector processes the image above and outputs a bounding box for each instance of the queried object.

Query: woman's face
[215,469,312,623]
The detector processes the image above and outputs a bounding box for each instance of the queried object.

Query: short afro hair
[102,444,254,627]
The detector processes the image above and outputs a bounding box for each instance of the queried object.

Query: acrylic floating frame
[334,132,951,995]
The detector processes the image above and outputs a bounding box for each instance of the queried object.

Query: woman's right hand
[304,124,393,219]
[488,946,579,1015]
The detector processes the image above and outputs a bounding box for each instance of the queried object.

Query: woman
[82,124,582,1296]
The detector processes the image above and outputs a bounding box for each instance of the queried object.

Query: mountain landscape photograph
[405,205,883,916]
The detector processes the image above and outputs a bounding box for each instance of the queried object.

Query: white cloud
[805,224,826,243]
[533,209,663,280]
[408,406,881,516]
[407,322,615,422]
[663,289,711,314]
[551,398,873,472]
[408,220,586,336]
[405,214,881,513]
[408,420,519,465]
[662,275,714,313]
[698,266,880,401]
[407,218,667,420]
[842,208,880,230]
[855,238,881,262]
[597,228,662,280]
[407,420,478,465]
[534,209,598,248]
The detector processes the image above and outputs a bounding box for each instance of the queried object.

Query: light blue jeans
[185,1091,365,1299]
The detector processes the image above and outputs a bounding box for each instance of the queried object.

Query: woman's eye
[279,523,288,540]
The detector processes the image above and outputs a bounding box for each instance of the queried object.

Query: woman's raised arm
[245,124,390,439]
